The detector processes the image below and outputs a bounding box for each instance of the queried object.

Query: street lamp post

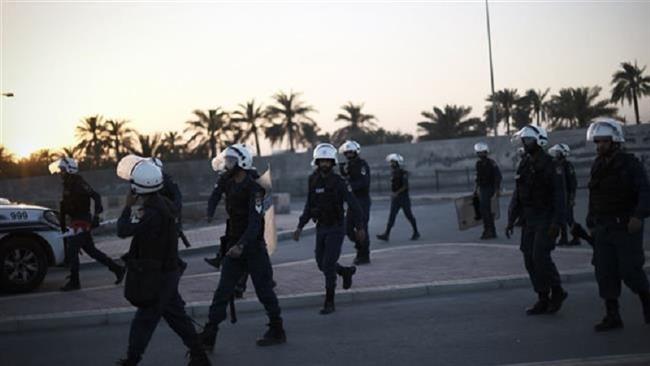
[1,92,14,145]
[485,0,498,136]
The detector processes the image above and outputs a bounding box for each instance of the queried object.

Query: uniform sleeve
[238,185,265,246]
[348,161,371,192]
[401,170,410,190]
[341,179,365,229]
[631,159,650,219]
[551,161,567,226]
[207,177,225,218]
[117,206,158,239]
[79,178,103,215]
[164,176,183,213]
[492,161,502,190]
[566,162,577,202]
[298,179,313,229]
[507,184,521,226]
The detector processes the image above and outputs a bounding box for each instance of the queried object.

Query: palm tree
[58,146,82,160]
[611,61,650,125]
[526,88,550,126]
[512,94,533,131]
[0,145,13,164]
[547,87,618,129]
[184,108,231,159]
[75,115,107,168]
[331,102,377,144]
[160,131,183,161]
[129,133,162,157]
[104,119,133,161]
[231,99,267,156]
[417,105,485,141]
[487,89,519,135]
[0,145,15,177]
[265,91,316,152]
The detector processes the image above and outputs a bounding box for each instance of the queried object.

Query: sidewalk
[0,241,614,332]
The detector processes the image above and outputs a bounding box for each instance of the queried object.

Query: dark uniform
[341,157,372,263]
[116,194,208,365]
[60,173,123,289]
[475,157,502,238]
[203,170,283,346]
[557,158,579,245]
[298,171,364,293]
[587,151,650,327]
[508,151,567,314]
[380,167,419,239]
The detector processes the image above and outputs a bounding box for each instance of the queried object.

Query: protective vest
[308,172,344,226]
[589,152,638,218]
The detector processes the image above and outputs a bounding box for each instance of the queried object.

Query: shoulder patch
[254,191,264,214]
[346,183,353,192]
[361,166,367,176]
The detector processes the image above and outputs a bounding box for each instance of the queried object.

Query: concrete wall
[2,124,650,211]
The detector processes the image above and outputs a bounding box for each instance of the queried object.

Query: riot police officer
[506,125,568,315]
[115,159,210,366]
[474,142,502,240]
[50,157,124,291]
[199,144,286,351]
[339,140,372,265]
[548,144,580,246]
[293,143,366,315]
[377,153,420,242]
[585,118,650,331]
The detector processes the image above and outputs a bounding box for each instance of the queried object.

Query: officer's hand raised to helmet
[226,243,244,258]
[293,228,302,242]
[355,228,366,242]
[628,217,643,234]
[505,224,514,239]
[548,223,560,240]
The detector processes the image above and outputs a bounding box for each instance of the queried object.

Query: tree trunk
[209,134,217,159]
[287,119,295,152]
[633,88,640,125]
[253,125,261,156]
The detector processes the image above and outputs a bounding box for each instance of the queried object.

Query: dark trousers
[592,221,649,300]
[66,231,120,284]
[316,224,346,289]
[478,186,496,233]
[127,269,201,359]
[346,195,371,258]
[208,245,281,325]
[520,217,562,293]
[559,204,577,243]
[385,192,418,235]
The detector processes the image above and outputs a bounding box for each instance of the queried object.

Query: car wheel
[0,237,48,293]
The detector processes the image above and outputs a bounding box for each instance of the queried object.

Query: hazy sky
[1,0,649,158]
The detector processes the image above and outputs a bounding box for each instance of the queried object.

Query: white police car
[0,199,65,293]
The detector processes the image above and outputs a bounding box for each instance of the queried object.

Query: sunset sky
[1,0,649,158]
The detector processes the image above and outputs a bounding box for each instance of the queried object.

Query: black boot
[568,237,581,246]
[353,254,370,265]
[547,287,568,314]
[320,288,335,315]
[60,276,80,292]
[595,299,623,332]
[112,265,126,285]
[204,257,221,269]
[198,323,218,352]
[338,266,357,290]
[116,356,140,365]
[187,348,211,366]
[376,233,389,242]
[640,292,650,324]
[256,318,287,347]
[526,292,549,315]
[410,231,421,240]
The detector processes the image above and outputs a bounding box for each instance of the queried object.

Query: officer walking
[585,118,650,331]
[339,140,372,265]
[548,144,580,246]
[199,144,286,351]
[115,159,210,366]
[293,143,366,315]
[50,157,124,291]
[506,125,568,315]
[377,153,420,242]
[473,142,502,240]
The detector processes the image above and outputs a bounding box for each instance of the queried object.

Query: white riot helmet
[548,143,570,158]
[311,143,338,166]
[49,157,79,174]
[386,153,404,166]
[474,142,489,154]
[130,160,164,194]
[338,140,361,155]
[149,157,163,169]
[586,118,625,143]
[212,143,254,172]
[512,125,549,147]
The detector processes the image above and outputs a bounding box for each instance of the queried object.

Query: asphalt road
[1,281,649,366]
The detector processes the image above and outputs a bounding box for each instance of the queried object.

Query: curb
[499,353,650,366]
[79,226,317,269]
[4,266,647,334]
